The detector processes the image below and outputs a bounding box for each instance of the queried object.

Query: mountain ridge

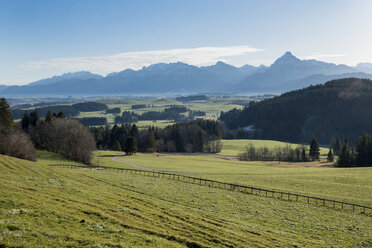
[1,52,371,96]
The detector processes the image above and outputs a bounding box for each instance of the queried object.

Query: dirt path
[112,153,194,173]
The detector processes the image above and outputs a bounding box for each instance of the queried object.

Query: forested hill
[220,78,372,143]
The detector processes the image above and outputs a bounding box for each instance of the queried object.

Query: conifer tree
[309,138,320,161]
[337,139,351,167]
[334,137,342,155]
[327,149,334,162]
[147,133,156,153]
[29,110,40,126]
[301,148,307,162]
[124,136,138,155]
[57,111,65,119]
[45,110,53,122]
[130,124,138,137]
[113,139,122,151]
[356,132,370,166]
[0,97,13,131]
[171,124,184,152]
[21,111,30,131]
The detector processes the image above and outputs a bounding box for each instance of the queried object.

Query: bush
[0,131,36,161]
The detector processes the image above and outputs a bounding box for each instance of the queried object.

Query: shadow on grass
[97,155,118,158]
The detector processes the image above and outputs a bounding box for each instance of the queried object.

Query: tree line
[105,107,121,114]
[335,133,372,167]
[20,110,96,164]
[91,120,223,154]
[0,98,95,164]
[75,117,108,126]
[239,138,320,162]
[115,107,188,124]
[0,98,36,161]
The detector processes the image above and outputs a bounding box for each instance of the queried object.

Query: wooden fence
[49,164,372,214]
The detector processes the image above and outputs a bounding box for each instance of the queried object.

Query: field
[12,97,247,129]
[80,97,246,127]
[1,148,371,247]
[219,139,329,156]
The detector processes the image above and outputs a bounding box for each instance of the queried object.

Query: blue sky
[1,0,372,85]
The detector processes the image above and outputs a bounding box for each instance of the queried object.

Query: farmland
[1,148,371,247]
[11,96,249,128]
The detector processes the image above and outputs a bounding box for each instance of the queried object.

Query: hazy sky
[1,0,372,85]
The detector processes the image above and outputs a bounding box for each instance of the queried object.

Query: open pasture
[0,151,371,247]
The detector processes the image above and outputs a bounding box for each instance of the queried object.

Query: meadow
[0,150,371,247]
[219,139,329,156]
[78,97,246,127]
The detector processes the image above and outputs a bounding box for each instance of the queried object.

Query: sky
[1,0,372,85]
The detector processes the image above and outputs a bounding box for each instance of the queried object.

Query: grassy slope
[1,151,371,247]
[219,139,329,156]
[114,153,372,206]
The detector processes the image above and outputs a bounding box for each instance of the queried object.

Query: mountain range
[1,52,372,96]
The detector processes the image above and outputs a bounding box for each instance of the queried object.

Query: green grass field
[219,139,329,157]
[1,150,371,247]
[75,97,246,127]
[112,153,372,206]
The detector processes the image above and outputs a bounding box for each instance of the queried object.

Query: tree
[147,133,156,153]
[45,110,53,122]
[0,130,36,161]
[29,110,40,126]
[356,132,371,167]
[21,111,30,131]
[301,148,307,162]
[130,124,138,137]
[171,124,184,152]
[333,137,342,155]
[337,139,351,167]
[113,139,122,151]
[309,138,320,161]
[29,118,96,164]
[57,111,66,119]
[0,97,13,131]
[124,136,137,155]
[327,149,334,162]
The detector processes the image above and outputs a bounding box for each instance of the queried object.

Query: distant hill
[355,62,372,74]
[1,52,372,96]
[0,85,8,91]
[220,78,372,143]
[28,71,103,86]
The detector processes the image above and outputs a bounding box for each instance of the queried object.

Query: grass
[219,139,329,157]
[112,153,372,206]
[0,151,371,247]
[75,97,246,127]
